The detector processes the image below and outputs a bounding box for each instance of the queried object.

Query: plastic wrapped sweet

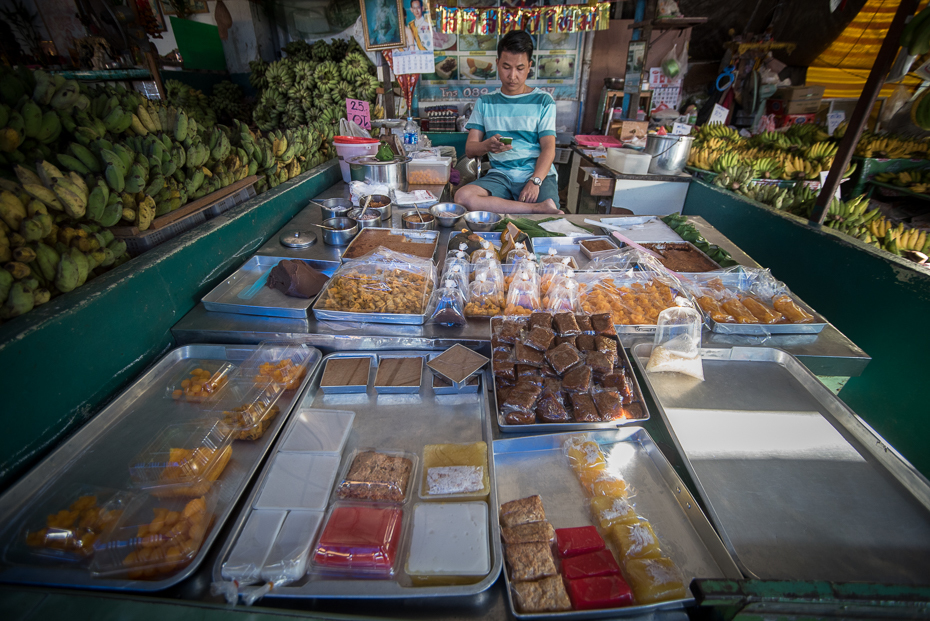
[645,299,704,381]
[555,526,605,558]
[578,271,681,327]
[773,294,814,323]
[512,575,572,613]
[315,247,435,316]
[428,279,467,326]
[578,469,628,497]
[624,556,688,603]
[566,574,634,610]
[505,541,558,582]
[443,250,470,279]
[505,270,540,315]
[221,510,287,583]
[540,247,574,267]
[470,240,498,264]
[473,258,505,290]
[608,520,662,560]
[543,275,581,313]
[336,449,414,503]
[169,362,234,404]
[565,439,607,472]
[441,263,470,296]
[562,549,621,580]
[22,489,128,561]
[591,496,638,529]
[499,495,547,528]
[501,521,556,545]
[421,442,489,499]
[540,258,571,296]
[684,267,818,326]
[405,502,490,585]
[312,503,403,576]
[506,242,535,264]
[211,378,285,441]
[465,273,505,317]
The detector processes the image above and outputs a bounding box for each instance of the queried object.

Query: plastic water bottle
[403,117,419,150]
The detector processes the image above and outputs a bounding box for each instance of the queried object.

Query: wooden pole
[145,51,165,100]
[811,0,920,223]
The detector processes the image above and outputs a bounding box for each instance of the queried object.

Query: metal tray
[202,256,338,319]
[493,428,742,620]
[473,232,534,255]
[530,236,613,270]
[631,344,930,584]
[0,344,321,592]
[341,228,440,264]
[681,272,827,335]
[595,217,683,243]
[490,317,649,433]
[636,241,721,273]
[212,351,503,599]
[311,274,430,326]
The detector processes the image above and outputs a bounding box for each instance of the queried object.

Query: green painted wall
[0,163,341,492]
[683,181,930,478]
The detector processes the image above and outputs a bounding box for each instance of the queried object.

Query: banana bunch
[712,165,754,191]
[209,81,249,125]
[712,152,741,173]
[804,141,838,162]
[165,80,216,127]
[782,154,822,181]
[749,157,783,179]
[697,123,740,142]
[687,147,720,171]
[874,170,930,194]
[855,132,929,159]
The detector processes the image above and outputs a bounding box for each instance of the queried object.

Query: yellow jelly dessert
[624,556,688,604]
[578,470,627,497]
[607,520,661,560]
[590,496,638,530]
[567,441,606,473]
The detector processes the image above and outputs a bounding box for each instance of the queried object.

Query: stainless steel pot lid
[279,230,317,248]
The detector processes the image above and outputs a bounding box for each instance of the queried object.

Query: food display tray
[341,228,440,264]
[530,236,614,270]
[631,345,930,584]
[0,344,320,592]
[310,275,430,326]
[636,241,721,274]
[493,428,742,620]
[594,217,683,243]
[202,256,339,319]
[572,271,692,335]
[682,272,827,335]
[212,351,503,599]
[490,317,649,433]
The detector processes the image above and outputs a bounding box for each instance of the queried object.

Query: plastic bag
[576,269,684,326]
[338,118,373,138]
[441,262,469,295]
[349,180,391,205]
[470,240,499,264]
[540,247,570,266]
[443,250,470,276]
[506,242,535,264]
[661,44,685,81]
[540,258,572,296]
[543,275,581,313]
[507,259,539,291]
[473,258,505,290]
[645,298,704,380]
[314,247,436,315]
[505,270,540,315]
[428,279,468,326]
[466,273,505,317]
[682,267,814,326]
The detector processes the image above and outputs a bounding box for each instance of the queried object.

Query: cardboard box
[769,85,825,114]
[775,113,817,128]
[581,166,615,196]
[614,120,649,143]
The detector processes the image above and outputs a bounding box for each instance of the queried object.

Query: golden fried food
[316,268,432,314]
[255,359,306,391]
[25,495,123,558]
[772,294,814,323]
[122,496,212,579]
[171,367,230,403]
[740,296,783,324]
[579,277,675,326]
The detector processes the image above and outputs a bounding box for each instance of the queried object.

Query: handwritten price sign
[346,99,371,131]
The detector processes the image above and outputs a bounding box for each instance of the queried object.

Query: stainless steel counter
[171,183,870,378]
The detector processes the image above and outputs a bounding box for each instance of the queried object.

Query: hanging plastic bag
[428,279,468,326]
[645,297,704,380]
[662,44,683,80]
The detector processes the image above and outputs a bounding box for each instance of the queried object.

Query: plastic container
[166,361,236,405]
[619,150,652,174]
[407,157,452,185]
[419,442,490,500]
[334,448,418,505]
[129,420,234,498]
[207,377,287,442]
[90,485,222,580]
[405,502,490,586]
[238,341,315,392]
[261,510,325,582]
[221,509,287,582]
[16,486,133,564]
[279,409,355,454]
[253,453,341,511]
[311,502,405,577]
[333,136,380,183]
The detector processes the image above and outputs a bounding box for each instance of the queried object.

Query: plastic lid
[261,510,324,582]
[280,409,355,454]
[312,502,404,577]
[167,361,235,405]
[239,341,314,392]
[209,378,286,441]
[221,509,287,582]
[255,453,341,511]
[333,136,379,144]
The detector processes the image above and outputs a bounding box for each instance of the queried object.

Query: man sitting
[454,30,563,214]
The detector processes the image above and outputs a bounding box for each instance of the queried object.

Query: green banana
[33,288,50,305]
[50,80,80,110]
[37,110,61,143]
[0,269,12,302]
[54,249,79,292]
[19,216,45,242]
[53,179,87,219]
[99,193,122,227]
[105,164,125,193]
[86,183,108,222]
[1,282,34,318]
[175,109,189,142]
[70,248,89,285]
[34,242,59,281]
[56,153,91,175]
[21,99,42,138]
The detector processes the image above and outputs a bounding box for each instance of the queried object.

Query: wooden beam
[811,0,920,223]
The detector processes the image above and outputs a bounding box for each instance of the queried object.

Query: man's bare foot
[534,199,563,214]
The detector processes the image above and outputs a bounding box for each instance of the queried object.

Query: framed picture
[148,0,167,31]
[360,0,406,51]
[160,0,209,16]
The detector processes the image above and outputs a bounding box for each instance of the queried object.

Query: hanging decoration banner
[437,2,611,35]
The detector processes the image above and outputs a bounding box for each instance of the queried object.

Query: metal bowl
[463,210,502,232]
[348,208,383,229]
[321,217,358,245]
[429,202,467,227]
[358,194,393,221]
[315,198,353,219]
[402,210,436,230]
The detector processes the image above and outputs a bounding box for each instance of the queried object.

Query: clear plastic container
[311,502,405,577]
[407,156,452,185]
[261,510,325,582]
[238,341,315,392]
[405,502,490,586]
[90,485,222,580]
[221,509,287,582]
[279,409,355,454]
[16,486,133,564]
[208,377,287,441]
[419,442,490,500]
[166,361,236,405]
[334,448,417,504]
[129,420,234,498]
[254,453,341,511]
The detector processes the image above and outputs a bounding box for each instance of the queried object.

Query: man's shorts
[469,170,559,205]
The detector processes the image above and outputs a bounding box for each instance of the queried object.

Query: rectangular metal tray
[493,428,742,620]
[490,317,649,433]
[202,256,339,319]
[212,350,503,599]
[682,272,827,335]
[530,236,612,270]
[311,274,430,325]
[636,241,721,273]
[0,344,321,592]
[341,228,440,264]
[631,344,930,584]
[595,217,683,243]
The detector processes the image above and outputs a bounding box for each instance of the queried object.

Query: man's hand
[518,179,539,203]
[485,134,513,154]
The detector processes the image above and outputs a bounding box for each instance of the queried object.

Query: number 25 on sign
[346,99,371,131]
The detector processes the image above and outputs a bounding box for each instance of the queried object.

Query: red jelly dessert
[312,504,403,574]
[566,574,634,610]
[561,549,621,580]
[555,526,605,558]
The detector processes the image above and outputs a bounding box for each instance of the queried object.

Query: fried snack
[580,278,675,326]
[505,542,557,582]
[316,268,432,315]
[512,575,572,612]
[500,495,547,527]
[696,295,735,323]
[721,297,757,324]
[172,367,231,403]
[337,451,413,503]
[740,296,784,324]
[154,445,232,498]
[25,495,123,558]
[772,294,814,323]
[254,359,306,390]
[222,403,280,441]
[501,521,556,545]
[122,496,211,579]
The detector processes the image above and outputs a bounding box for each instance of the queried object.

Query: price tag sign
[819,171,843,200]
[346,99,371,131]
[827,111,845,136]
[672,122,692,136]
[710,103,729,125]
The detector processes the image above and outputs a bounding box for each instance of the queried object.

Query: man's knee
[455,183,482,207]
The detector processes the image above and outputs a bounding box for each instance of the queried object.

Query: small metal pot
[348,208,383,229]
[320,217,358,245]
[315,198,353,219]
[402,210,436,230]
[357,194,393,221]
[348,155,411,191]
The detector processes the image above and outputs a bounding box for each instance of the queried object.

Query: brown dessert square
[505,410,536,425]
[375,357,423,388]
[553,312,581,337]
[514,342,544,366]
[501,521,556,545]
[576,314,594,335]
[502,382,542,413]
[499,495,547,527]
[586,351,614,376]
[337,451,412,502]
[562,365,592,393]
[536,392,571,422]
[512,575,572,612]
[555,335,577,347]
[320,357,371,388]
[427,344,488,384]
[576,334,596,351]
[595,335,619,362]
[594,390,623,421]
[516,365,544,385]
[505,542,557,582]
[546,343,582,376]
[529,312,553,330]
[524,326,555,352]
[494,362,516,383]
[590,313,617,336]
[571,393,599,422]
[499,319,525,344]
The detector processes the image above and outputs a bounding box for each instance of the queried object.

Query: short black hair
[498,30,534,62]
